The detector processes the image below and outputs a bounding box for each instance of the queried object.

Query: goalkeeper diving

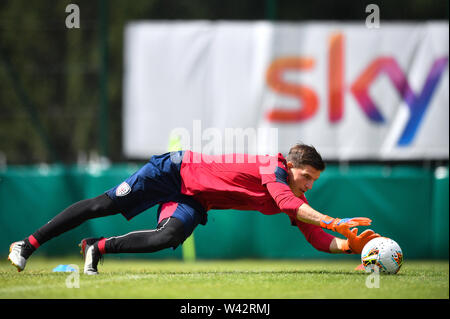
[8,143,380,274]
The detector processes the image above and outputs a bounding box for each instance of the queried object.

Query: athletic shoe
[79,237,103,275]
[8,241,29,272]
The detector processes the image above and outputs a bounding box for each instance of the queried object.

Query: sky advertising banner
[123,21,448,160]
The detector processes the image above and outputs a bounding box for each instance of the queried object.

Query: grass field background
[0,257,448,299]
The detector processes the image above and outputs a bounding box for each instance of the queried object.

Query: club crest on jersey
[116,182,131,197]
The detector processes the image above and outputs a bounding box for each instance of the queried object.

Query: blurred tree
[0,0,447,164]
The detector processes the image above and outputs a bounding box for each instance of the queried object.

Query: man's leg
[81,217,185,275]
[8,194,120,271]
[104,217,185,253]
[81,200,204,275]
[29,194,120,249]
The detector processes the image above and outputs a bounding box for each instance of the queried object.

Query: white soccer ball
[361,237,403,274]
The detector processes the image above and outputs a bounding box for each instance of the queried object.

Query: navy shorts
[105,151,207,238]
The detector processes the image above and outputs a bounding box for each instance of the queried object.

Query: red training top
[179,150,334,252]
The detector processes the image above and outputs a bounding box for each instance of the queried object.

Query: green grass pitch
[0,257,448,299]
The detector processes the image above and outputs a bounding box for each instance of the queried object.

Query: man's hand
[341,228,381,254]
[320,216,372,237]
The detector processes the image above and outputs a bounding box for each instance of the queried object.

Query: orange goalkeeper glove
[319,216,372,237]
[341,228,381,254]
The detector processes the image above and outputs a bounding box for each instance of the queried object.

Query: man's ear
[286,161,294,169]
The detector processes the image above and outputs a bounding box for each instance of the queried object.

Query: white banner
[123,21,449,160]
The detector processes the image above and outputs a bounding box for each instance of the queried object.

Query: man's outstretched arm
[296,202,372,237]
[265,181,372,237]
[265,181,378,253]
[296,203,380,254]
[295,203,328,226]
[296,219,380,254]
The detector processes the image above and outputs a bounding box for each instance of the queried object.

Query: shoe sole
[8,243,23,273]
[79,239,99,275]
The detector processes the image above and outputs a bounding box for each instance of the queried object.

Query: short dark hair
[286,143,325,171]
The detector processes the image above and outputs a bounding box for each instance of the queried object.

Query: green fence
[1,164,448,260]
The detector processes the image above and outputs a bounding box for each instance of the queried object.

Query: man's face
[287,163,321,197]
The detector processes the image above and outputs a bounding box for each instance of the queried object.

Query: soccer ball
[361,237,403,274]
